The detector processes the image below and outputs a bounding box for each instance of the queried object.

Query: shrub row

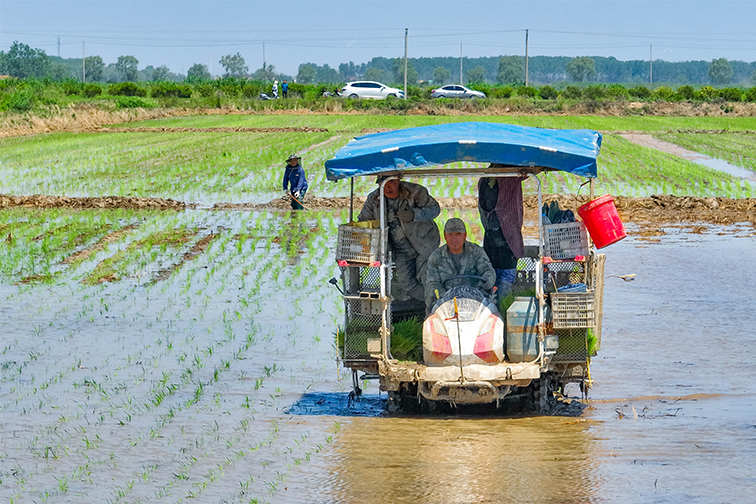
[2,77,756,113]
[464,83,756,102]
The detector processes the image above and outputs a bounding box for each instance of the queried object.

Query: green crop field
[2,114,754,202]
[1,113,754,501]
[105,113,756,133]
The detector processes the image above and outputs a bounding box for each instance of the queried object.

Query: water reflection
[690,156,756,182]
[289,416,600,504]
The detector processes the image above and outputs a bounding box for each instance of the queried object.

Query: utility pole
[263,41,266,70]
[82,42,86,83]
[649,44,653,84]
[525,29,529,87]
[58,37,60,57]
[460,42,463,84]
[403,28,408,100]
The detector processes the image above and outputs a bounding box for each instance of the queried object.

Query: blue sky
[2,0,755,76]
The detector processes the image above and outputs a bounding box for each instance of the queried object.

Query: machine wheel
[419,395,437,414]
[533,375,555,415]
[386,383,418,413]
[387,391,401,413]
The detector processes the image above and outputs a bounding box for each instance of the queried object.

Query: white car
[341,81,405,100]
[431,85,486,99]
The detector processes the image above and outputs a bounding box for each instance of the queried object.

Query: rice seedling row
[115,113,756,134]
[3,116,756,207]
[0,131,335,204]
[1,208,348,502]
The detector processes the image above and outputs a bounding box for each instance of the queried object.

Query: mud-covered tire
[419,395,437,414]
[387,391,401,413]
[533,375,556,415]
[387,384,419,413]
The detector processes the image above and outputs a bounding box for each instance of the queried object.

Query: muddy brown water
[1,215,755,503]
[281,224,756,504]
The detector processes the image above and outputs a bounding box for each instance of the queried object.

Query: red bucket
[577,195,626,249]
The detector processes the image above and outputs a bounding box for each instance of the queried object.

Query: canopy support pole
[350,178,354,222]
[533,174,546,369]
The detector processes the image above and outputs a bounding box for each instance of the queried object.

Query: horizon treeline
[2,40,756,87]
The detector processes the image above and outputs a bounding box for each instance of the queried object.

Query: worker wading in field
[282,154,308,210]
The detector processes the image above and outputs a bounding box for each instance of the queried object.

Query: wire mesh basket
[551,328,590,362]
[336,222,383,264]
[543,221,589,260]
[550,292,595,328]
[341,297,391,361]
[340,265,391,362]
[511,257,587,295]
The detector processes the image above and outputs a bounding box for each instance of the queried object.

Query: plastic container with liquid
[506,297,541,362]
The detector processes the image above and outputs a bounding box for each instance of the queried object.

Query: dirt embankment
[3,192,753,225]
[0,194,187,210]
[3,101,756,139]
[216,194,756,226]
[0,107,195,138]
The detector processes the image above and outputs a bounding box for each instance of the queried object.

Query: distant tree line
[2,40,756,87]
[364,55,756,87]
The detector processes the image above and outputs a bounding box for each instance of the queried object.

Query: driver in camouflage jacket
[425,218,496,312]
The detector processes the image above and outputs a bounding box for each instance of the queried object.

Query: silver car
[341,81,405,100]
[431,85,486,99]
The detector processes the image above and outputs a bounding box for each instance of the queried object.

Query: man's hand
[397,210,414,223]
[293,191,300,199]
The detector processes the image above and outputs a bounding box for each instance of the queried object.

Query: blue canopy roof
[325,122,602,181]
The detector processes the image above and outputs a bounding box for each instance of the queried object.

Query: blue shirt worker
[282,154,308,210]
[358,176,440,305]
[425,218,496,311]
[282,80,289,98]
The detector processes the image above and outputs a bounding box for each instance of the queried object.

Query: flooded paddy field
[280,222,756,504]
[1,207,754,503]
[2,114,756,503]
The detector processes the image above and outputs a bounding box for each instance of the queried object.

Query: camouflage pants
[393,250,426,303]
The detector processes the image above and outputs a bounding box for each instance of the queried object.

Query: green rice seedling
[499,288,537,315]
[390,317,423,361]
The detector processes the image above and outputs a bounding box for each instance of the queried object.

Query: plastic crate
[336,222,382,264]
[550,292,595,328]
[543,221,589,260]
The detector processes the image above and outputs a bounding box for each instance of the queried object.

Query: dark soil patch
[224,194,756,227]
[3,192,753,226]
[0,194,188,211]
[62,224,139,265]
[146,232,220,285]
